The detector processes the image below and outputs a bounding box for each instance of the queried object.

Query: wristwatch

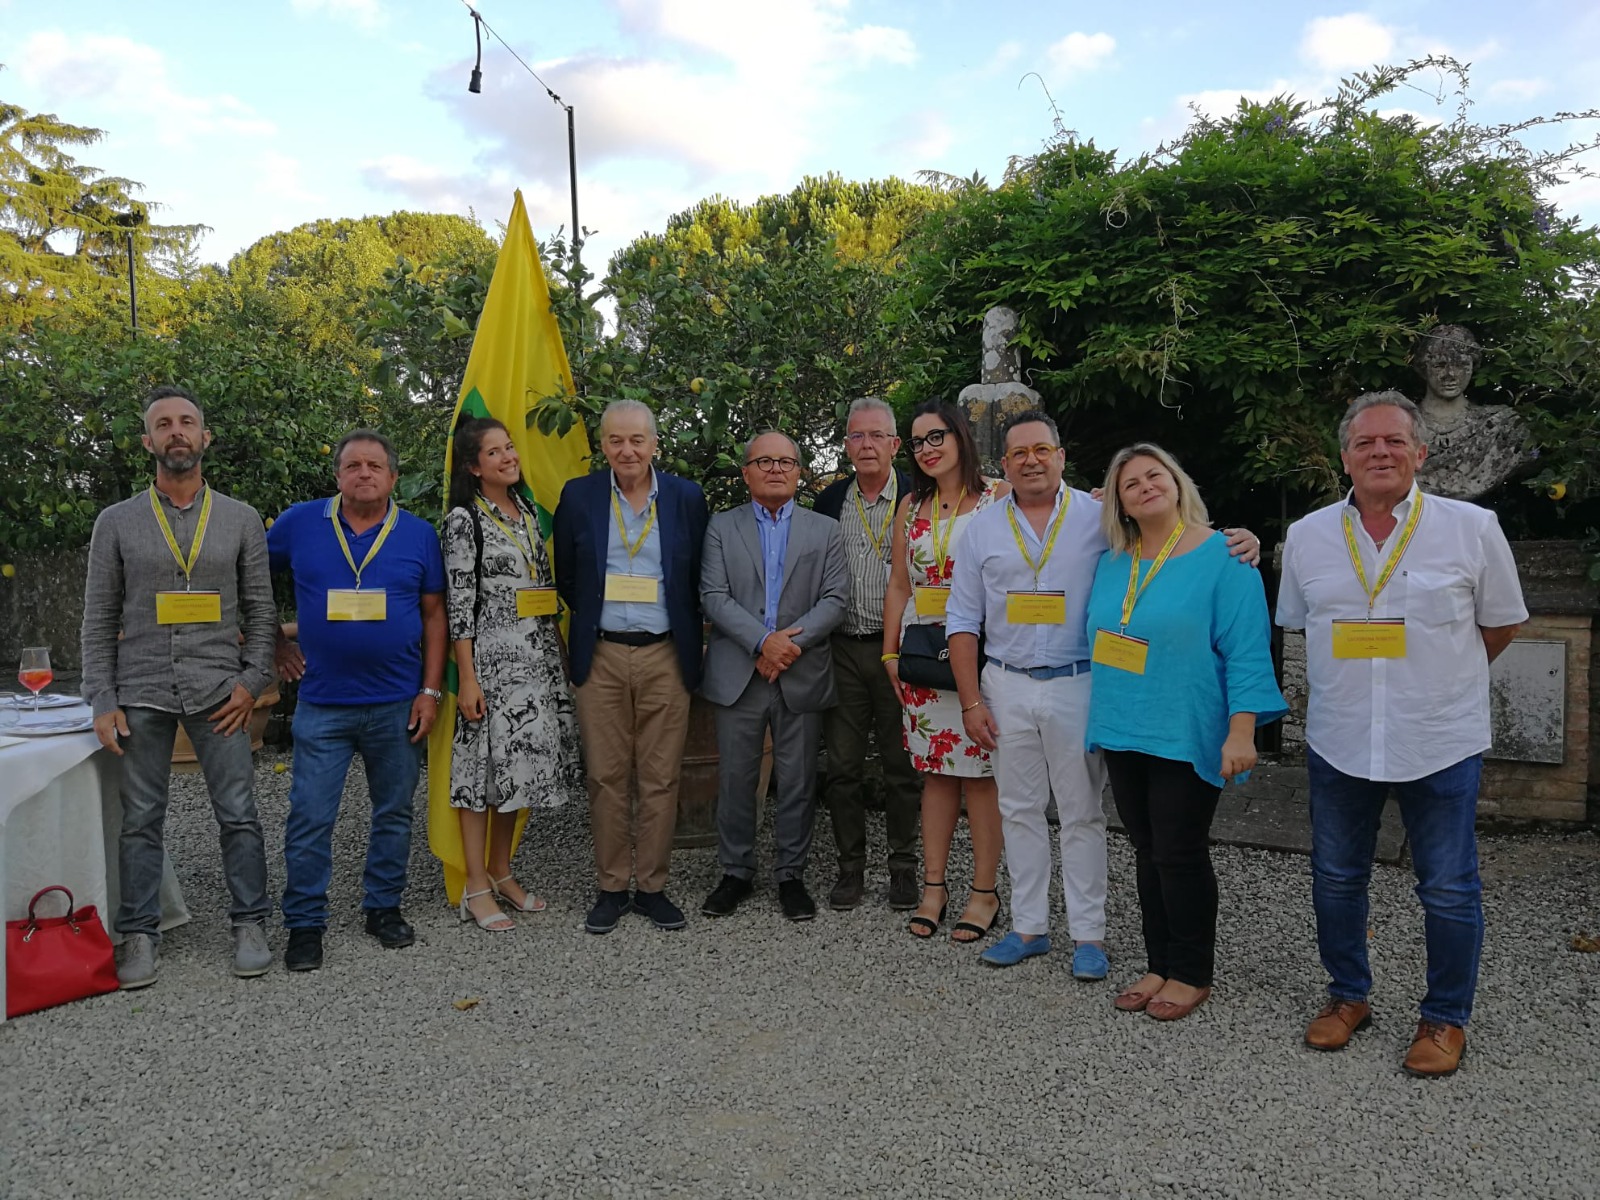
[418,687,443,701]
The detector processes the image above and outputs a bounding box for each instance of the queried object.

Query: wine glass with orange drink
[18,647,52,713]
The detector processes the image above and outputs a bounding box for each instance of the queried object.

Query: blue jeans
[119,703,269,939]
[282,699,421,929]
[1307,747,1485,1027]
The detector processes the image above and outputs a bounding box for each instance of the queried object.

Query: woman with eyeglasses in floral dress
[881,401,1010,944]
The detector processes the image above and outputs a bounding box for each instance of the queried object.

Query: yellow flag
[427,190,591,907]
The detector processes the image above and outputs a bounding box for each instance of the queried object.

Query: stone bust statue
[1411,324,1531,500]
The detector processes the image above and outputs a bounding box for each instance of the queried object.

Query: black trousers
[1104,750,1223,987]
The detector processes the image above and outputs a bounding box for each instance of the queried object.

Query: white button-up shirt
[1276,485,1527,782]
[947,483,1107,668]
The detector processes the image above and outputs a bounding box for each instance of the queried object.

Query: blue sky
[5,0,1597,275]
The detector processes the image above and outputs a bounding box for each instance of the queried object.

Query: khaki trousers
[573,639,691,892]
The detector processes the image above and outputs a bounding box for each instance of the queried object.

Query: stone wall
[1276,540,1597,825]
[1479,612,1590,821]
[0,548,90,672]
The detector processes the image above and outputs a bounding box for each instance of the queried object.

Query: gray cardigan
[80,484,276,717]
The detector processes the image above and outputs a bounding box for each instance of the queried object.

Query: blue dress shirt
[753,498,794,650]
[600,467,671,634]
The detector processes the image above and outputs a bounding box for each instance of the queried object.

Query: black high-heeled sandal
[907,880,948,939]
[950,886,1001,944]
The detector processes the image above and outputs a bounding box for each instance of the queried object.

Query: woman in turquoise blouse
[1085,443,1286,1022]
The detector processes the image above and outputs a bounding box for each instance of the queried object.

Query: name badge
[914,586,951,617]
[1092,629,1149,675]
[155,591,222,625]
[605,573,660,604]
[327,589,388,622]
[517,587,559,618]
[1006,590,1066,624]
[1332,618,1406,659]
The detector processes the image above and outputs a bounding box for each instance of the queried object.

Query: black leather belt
[599,630,672,646]
[838,631,883,641]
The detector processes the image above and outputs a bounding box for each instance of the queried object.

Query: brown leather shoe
[1147,986,1211,1022]
[1402,1020,1466,1078]
[1304,999,1372,1051]
[828,870,865,911]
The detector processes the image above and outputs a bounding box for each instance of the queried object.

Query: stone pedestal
[1276,539,1598,824]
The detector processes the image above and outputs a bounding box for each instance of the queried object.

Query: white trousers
[983,664,1107,940]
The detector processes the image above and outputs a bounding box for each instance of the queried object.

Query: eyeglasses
[1005,443,1062,465]
[746,456,800,473]
[845,431,895,445]
[908,428,949,454]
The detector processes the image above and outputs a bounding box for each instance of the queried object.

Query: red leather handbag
[5,885,120,1019]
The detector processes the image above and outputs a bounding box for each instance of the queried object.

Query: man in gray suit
[700,431,850,920]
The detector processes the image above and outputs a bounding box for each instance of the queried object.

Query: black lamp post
[464,5,581,300]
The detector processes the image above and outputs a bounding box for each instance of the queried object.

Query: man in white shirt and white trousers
[1277,390,1526,1078]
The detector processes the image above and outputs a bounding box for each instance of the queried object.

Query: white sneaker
[117,933,158,990]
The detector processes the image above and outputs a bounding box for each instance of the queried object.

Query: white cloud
[1300,13,1396,72]
[875,110,954,166]
[983,41,1024,75]
[290,0,386,30]
[1047,31,1116,75]
[614,0,916,74]
[1487,77,1549,102]
[1547,174,1600,228]
[358,154,493,218]
[1178,82,1297,122]
[254,151,324,209]
[17,31,276,145]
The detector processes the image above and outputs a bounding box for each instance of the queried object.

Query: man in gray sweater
[81,385,277,989]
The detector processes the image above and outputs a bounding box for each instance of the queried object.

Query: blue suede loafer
[980,931,1051,967]
[1072,942,1110,981]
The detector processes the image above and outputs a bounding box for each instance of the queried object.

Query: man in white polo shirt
[1277,390,1526,1078]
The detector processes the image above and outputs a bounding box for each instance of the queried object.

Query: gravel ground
[3,753,1598,1200]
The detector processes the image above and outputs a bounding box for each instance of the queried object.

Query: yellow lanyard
[477,495,541,575]
[1005,490,1070,587]
[1342,492,1423,615]
[329,496,399,589]
[928,488,966,573]
[853,476,896,559]
[610,490,658,566]
[1120,522,1185,632]
[148,486,213,589]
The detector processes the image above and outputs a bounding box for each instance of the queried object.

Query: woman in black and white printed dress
[444,417,581,931]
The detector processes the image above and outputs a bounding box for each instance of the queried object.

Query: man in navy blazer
[554,399,709,935]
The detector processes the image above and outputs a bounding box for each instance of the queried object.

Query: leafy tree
[0,309,370,556]
[557,176,951,506]
[897,59,1600,537]
[0,92,205,330]
[221,211,494,358]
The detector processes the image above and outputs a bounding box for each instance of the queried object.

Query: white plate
[0,692,80,710]
[1,717,95,737]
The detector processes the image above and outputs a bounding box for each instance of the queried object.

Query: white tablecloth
[1,704,189,1023]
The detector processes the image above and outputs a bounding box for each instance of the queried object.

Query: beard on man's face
[156,443,204,473]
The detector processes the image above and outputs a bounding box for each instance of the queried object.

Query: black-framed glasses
[746,456,800,473]
[908,428,949,454]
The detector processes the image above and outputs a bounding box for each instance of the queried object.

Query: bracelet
[961,700,982,713]
[880,653,900,663]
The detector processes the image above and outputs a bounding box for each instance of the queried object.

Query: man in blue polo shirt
[267,429,448,971]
